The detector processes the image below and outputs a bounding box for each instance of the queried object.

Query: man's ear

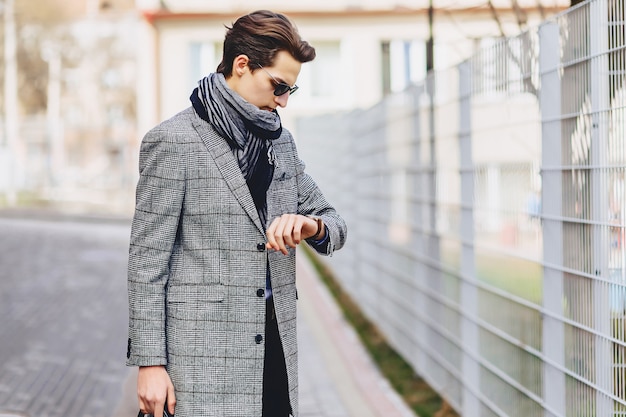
[232,54,250,78]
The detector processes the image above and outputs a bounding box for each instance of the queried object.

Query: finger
[266,217,280,250]
[138,397,147,415]
[278,214,301,254]
[167,384,177,415]
[272,216,289,254]
[281,215,298,249]
[154,399,165,417]
[291,215,306,244]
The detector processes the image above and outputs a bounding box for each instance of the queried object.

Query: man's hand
[266,214,324,255]
[137,365,176,417]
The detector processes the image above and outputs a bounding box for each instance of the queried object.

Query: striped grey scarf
[190,72,281,227]
[191,72,281,179]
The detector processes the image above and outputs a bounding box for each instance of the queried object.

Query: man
[126,10,347,417]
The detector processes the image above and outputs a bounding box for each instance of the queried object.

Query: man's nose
[275,93,289,108]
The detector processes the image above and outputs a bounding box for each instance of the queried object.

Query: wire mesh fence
[297,0,626,415]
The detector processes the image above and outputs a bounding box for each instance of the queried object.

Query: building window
[307,41,341,98]
[382,39,426,95]
[189,42,222,89]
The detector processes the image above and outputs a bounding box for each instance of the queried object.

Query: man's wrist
[307,216,324,240]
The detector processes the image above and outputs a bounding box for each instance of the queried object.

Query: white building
[134,0,569,136]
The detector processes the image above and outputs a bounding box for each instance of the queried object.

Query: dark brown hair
[217,10,316,77]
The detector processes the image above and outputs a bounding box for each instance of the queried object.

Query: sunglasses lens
[274,84,291,96]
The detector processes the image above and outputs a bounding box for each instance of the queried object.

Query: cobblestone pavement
[0,215,132,417]
[0,212,415,417]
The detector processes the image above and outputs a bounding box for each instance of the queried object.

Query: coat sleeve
[126,127,186,366]
[291,140,347,256]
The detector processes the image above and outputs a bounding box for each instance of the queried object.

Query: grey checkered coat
[126,107,347,417]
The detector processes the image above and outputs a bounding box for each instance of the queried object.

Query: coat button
[255,334,263,344]
[257,288,265,298]
[257,243,265,251]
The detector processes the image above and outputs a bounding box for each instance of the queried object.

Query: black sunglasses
[256,64,299,96]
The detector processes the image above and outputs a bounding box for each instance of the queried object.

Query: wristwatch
[308,216,323,240]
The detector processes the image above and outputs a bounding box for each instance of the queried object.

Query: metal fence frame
[297,0,626,415]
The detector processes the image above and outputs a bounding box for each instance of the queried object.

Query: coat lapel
[192,117,266,236]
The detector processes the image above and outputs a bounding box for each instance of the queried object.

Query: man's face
[229,50,302,111]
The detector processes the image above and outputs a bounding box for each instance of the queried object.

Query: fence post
[539,21,566,417]
[411,84,430,379]
[458,60,480,417]
[426,71,440,268]
[590,0,612,413]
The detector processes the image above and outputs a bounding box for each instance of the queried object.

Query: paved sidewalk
[295,253,416,417]
[0,216,133,417]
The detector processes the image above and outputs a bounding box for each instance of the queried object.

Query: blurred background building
[0,0,137,213]
[0,0,570,215]
[135,0,568,134]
